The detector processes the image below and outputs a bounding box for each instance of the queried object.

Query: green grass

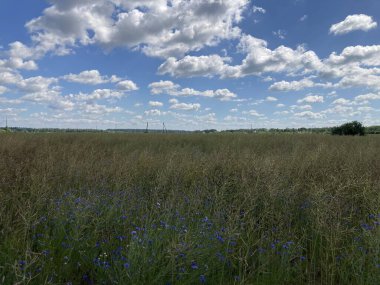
[0,133,379,284]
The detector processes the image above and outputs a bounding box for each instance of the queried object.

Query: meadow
[0,133,379,285]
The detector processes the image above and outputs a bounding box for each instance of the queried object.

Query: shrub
[332,121,365,136]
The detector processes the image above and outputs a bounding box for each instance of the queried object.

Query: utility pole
[145,122,149,133]
[163,122,167,134]
[5,116,8,130]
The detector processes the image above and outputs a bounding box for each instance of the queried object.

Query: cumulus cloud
[80,103,123,115]
[159,34,322,78]
[0,42,38,70]
[170,102,201,111]
[23,0,249,58]
[355,93,380,101]
[149,101,164,107]
[297,95,324,104]
[266,96,278,102]
[144,109,165,116]
[291,104,313,111]
[62,70,121,85]
[269,78,315,91]
[242,109,264,117]
[329,14,377,35]
[148,80,237,101]
[158,55,231,78]
[74,89,126,101]
[294,111,325,119]
[116,80,139,91]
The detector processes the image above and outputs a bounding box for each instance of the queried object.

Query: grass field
[0,133,379,284]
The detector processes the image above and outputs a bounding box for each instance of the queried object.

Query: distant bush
[332,121,365,136]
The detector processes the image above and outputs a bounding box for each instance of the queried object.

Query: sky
[1,0,380,130]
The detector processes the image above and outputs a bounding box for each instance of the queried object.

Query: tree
[331,121,365,136]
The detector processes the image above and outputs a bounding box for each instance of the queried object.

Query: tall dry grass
[0,133,379,284]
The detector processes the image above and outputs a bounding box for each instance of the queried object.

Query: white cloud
[23,0,249,58]
[224,115,247,122]
[297,95,324,104]
[331,98,352,105]
[269,78,314,91]
[294,111,325,119]
[159,35,322,78]
[300,15,308,22]
[74,89,125,101]
[169,98,179,104]
[252,5,266,14]
[276,103,285,108]
[355,93,380,101]
[266,96,278,102]
[243,109,264,117]
[18,76,58,93]
[144,109,165,116]
[330,14,377,35]
[116,80,139,91]
[0,42,38,70]
[62,70,121,85]
[80,103,123,115]
[158,55,231,78]
[170,102,201,111]
[149,80,237,101]
[149,101,163,107]
[291,104,313,111]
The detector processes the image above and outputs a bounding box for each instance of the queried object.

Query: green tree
[332,121,365,136]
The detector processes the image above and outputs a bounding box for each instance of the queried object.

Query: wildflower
[234,276,240,281]
[82,274,93,284]
[124,262,130,269]
[282,241,294,249]
[191,261,198,270]
[18,260,26,270]
[361,223,374,231]
[200,274,206,283]
[258,247,266,254]
[215,232,224,243]
[131,230,137,235]
[300,256,306,261]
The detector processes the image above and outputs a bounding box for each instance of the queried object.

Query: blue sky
[1,0,380,130]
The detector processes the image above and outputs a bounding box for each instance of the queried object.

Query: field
[0,133,379,284]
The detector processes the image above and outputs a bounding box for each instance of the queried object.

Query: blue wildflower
[18,260,26,270]
[200,274,206,283]
[191,261,198,270]
[124,262,130,269]
[361,223,374,231]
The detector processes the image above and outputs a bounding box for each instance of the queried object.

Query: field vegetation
[0,133,379,284]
